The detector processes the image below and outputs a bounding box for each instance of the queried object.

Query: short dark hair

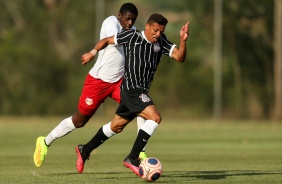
[147,13,168,26]
[119,3,138,16]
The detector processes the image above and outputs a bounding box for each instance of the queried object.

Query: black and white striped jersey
[114,30,176,92]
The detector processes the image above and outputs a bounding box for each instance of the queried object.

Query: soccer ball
[139,157,162,182]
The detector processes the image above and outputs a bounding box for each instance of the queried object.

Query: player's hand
[180,22,189,41]
[81,53,94,65]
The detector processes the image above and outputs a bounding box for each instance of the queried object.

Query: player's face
[144,23,165,43]
[118,12,137,31]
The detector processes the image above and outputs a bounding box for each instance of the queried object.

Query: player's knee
[73,121,87,128]
[155,115,162,124]
[151,108,162,124]
[72,115,90,128]
[150,113,161,124]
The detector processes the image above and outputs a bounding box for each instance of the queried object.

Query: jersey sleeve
[104,21,119,37]
[160,34,176,58]
[115,30,135,45]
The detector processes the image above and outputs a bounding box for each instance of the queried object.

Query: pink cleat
[123,157,140,177]
[75,145,89,173]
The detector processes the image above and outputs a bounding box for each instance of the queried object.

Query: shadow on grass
[50,171,138,179]
[50,170,282,182]
[161,170,282,180]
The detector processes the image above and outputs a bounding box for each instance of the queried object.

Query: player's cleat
[139,151,148,162]
[75,144,90,173]
[34,136,48,167]
[123,157,140,176]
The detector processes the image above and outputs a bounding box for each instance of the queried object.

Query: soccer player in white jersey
[76,13,189,175]
[33,3,147,169]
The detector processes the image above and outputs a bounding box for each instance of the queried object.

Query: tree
[273,0,282,120]
[213,0,223,121]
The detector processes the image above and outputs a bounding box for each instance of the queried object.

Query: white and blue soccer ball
[139,157,162,182]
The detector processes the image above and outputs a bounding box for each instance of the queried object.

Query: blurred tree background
[0,0,281,120]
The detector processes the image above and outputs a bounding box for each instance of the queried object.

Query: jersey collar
[141,31,151,43]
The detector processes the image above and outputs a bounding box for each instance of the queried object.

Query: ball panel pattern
[139,157,162,182]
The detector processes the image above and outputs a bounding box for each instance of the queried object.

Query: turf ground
[0,116,282,184]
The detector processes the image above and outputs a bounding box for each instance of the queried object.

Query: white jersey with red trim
[89,16,136,83]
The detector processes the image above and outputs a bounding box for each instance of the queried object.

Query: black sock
[82,127,108,158]
[128,129,150,160]
[44,140,49,147]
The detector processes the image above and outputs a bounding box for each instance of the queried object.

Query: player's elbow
[173,52,186,62]
[176,55,186,62]
[179,57,185,62]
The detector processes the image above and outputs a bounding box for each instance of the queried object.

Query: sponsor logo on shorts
[85,97,93,105]
[139,94,151,103]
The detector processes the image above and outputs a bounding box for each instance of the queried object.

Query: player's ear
[145,23,150,30]
[117,13,122,19]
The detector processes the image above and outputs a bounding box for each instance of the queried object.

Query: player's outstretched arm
[171,22,189,62]
[81,35,115,65]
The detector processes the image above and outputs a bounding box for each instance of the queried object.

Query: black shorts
[115,89,154,121]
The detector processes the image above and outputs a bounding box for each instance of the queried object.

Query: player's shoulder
[160,33,168,40]
[103,15,118,25]
[122,29,139,35]
[159,33,171,44]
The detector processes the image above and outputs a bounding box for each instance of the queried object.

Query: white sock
[137,116,146,151]
[45,117,76,146]
[137,116,145,133]
[141,120,159,136]
[102,122,116,138]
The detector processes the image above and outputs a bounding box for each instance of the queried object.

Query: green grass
[0,116,282,183]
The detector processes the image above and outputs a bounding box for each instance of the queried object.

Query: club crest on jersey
[139,94,151,102]
[153,42,160,53]
[85,97,93,105]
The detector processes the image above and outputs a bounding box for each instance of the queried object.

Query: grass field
[0,116,282,184]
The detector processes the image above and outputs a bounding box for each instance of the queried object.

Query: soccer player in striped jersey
[33,3,148,168]
[76,13,189,175]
